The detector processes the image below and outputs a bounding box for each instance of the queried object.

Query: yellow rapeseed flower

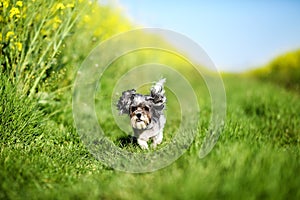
[83,14,91,23]
[56,3,65,10]
[54,16,62,24]
[9,7,20,18]
[52,16,62,29]
[15,42,22,51]
[6,31,14,40]
[66,3,74,8]
[16,1,23,7]
[2,0,9,8]
[41,29,49,37]
[0,34,2,42]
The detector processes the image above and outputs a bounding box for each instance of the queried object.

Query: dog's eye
[144,106,150,112]
[131,106,137,112]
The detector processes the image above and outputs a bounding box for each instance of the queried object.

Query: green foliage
[0,0,83,96]
[36,1,132,125]
[247,49,300,92]
[57,1,132,88]
[0,0,132,126]
[0,0,132,97]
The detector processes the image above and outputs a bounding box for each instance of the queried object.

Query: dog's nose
[136,113,141,119]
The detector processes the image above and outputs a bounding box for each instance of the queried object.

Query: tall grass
[0,0,84,96]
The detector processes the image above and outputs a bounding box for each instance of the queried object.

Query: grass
[1,72,300,199]
[1,1,300,199]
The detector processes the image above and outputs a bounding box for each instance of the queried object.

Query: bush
[0,0,84,96]
[0,0,132,98]
[247,49,300,92]
[1,0,133,126]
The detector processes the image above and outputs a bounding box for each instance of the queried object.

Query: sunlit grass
[1,74,300,199]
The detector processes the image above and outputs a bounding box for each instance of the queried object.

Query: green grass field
[1,73,299,199]
[1,1,300,199]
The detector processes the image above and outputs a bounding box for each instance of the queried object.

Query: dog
[117,78,167,149]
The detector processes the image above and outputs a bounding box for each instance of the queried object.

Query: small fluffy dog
[117,78,166,149]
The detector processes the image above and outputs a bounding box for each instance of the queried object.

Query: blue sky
[112,0,300,71]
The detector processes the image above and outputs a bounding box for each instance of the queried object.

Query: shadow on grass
[117,135,139,148]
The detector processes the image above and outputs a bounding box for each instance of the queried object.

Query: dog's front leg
[151,131,163,149]
[137,138,149,150]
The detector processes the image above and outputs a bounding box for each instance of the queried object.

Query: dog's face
[117,78,166,131]
[129,95,152,130]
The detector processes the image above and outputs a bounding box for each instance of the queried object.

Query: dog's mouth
[130,113,151,130]
[135,115,151,125]
[134,118,149,125]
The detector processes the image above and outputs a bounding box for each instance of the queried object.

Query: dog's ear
[117,89,136,115]
[150,78,166,104]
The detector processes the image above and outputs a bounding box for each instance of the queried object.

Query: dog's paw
[151,143,158,149]
[137,139,149,150]
[151,132,163,149]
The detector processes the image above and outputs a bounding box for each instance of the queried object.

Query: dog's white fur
[117,79,166,149]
